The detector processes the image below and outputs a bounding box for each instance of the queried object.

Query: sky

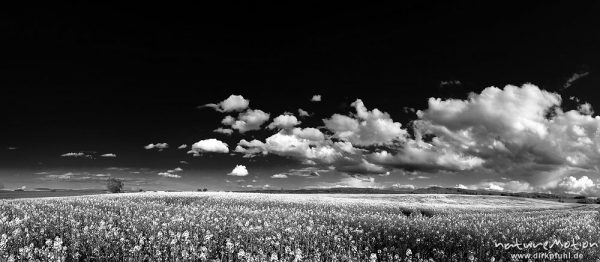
[2,3,600,194]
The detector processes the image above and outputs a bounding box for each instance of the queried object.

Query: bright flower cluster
[0,192,598,261]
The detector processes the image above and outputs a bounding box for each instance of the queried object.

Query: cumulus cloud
[223,109,270,133]
[233,127,388,176]
[298,108,310,117]
[263,131,341,163]
[471,180,533,192]
[578,103,594,115]
[144,143,169,150]
[323,99,407,146]
[234,139,267,157]
[369,141,484,172]
[311,95,322,102]
[213,127,234,135]
[556,176,599,195]
[221,115,236,125]
[228,165,249,176]
[271,173,288,179]
[100,153,117,158]
[292,127,325,142]
[202,95,250,112]
[410,84,600,186]
[189,139,229,154]
[268,114,300,129]
[178,144,187,149]
[485,183,504,191]
[199,83,600,195]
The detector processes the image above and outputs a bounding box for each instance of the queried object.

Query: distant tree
[106,178,123,193]
[197,188,202,192]
[203,188,208,192]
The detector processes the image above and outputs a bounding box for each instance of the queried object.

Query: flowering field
[1,192,598,261]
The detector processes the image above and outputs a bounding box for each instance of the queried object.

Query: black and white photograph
[2,2,600,261]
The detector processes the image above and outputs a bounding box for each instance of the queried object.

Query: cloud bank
[216,84,600,195]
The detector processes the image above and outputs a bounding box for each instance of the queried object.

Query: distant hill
[235,186,581,200]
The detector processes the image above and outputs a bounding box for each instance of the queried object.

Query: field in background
[1,192,598,261]
[0,190,106,199]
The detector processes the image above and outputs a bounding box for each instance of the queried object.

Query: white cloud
[213,127,234,135]
[407,175,430,181]
[264,131,341,163]
[268,114,300,129]
[292,127,325,142]
[440,80,462,86]
[41,172,115,182]
[323,99,407,146]
[298,108,310,117]
[486,183,504,191]
[369,141,484,172]
[274,167,327,178]
[144,143,169,150]
[303,159,317,165]
[311,95,322,102]
[235,139,267,157]
[158,172,181,178]
[455,184,468,189]
[196,84,600,194]
[392,184,416,190]
[221,116,236,125]
[335,158,388,175]
[178,144,188,149]
[100,153,117,158]
[61,152,86,157]
[563,71,589,90]
[228,165,249,176]
[556,176,598,195]
[167,167,183,173]
[312,176,379,189]
[225,109,270,133]
[203,95,250,112]
[468,180,533,193]
[190,139,229,154]
[410,83,600,186]
[578,103,594,115]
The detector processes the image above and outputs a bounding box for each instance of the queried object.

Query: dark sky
[1,2,600,191]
